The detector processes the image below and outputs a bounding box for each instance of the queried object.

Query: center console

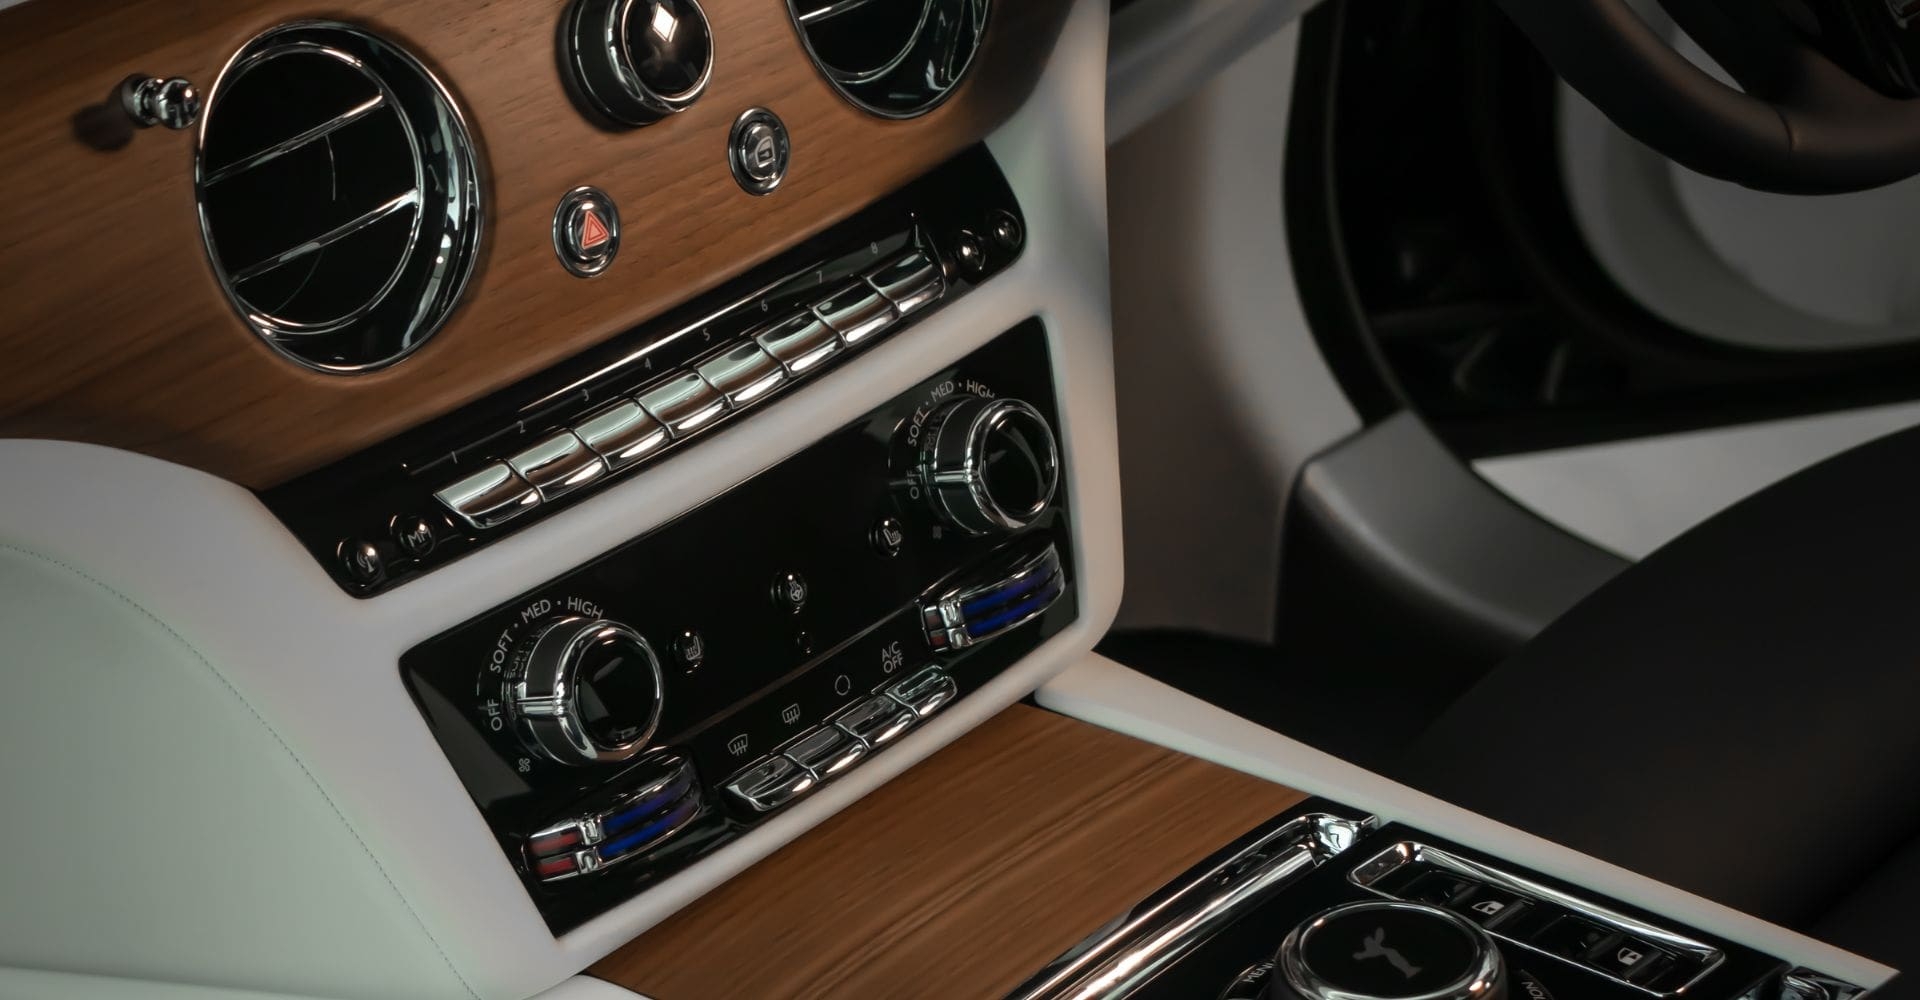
[1008,802,1867,1000]
[402,320,1078,933]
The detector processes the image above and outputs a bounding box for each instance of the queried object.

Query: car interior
[6,0,1920,998]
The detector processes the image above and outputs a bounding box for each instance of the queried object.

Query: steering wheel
[1497,0,1920,193]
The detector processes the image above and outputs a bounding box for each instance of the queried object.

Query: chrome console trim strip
[1008,813,1375,1000]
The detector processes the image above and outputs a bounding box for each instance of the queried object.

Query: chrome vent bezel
[195,21,484,375]
[785,0,989,119]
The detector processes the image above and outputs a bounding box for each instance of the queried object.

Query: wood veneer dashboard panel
[591,705,1306,1000]
[0,0,1069,488]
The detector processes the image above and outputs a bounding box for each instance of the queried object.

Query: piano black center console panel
[402,322,1078,934]
[1009,801,1869,1000]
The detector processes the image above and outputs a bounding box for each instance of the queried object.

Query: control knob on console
[1272,901,1506,1000]
[504,617,665,766]
[915,396,1061,535]
[563,0,713,127]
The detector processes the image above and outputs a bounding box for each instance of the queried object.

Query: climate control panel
[401,322,1075,933]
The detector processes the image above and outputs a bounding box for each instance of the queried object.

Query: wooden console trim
[0,0,1070,488]
[590,705,1306,1000]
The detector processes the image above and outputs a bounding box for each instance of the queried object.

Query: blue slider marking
[965,577,1066,638]
[597,795,700,862]
[960,563,1060,616]
[601,769,695,836]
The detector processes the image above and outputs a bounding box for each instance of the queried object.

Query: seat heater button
[813,283,896,345]
[507,431,607,502]
[434,462,540,529]
[832,694,916,748]
[695,341,787,407]
[637,371,727,438]
[724,754,812,814]
[574,401,669,471]
[886,666,957,718]
[784,725,866,780]
[866,249,945,315]
[755,312,842,375]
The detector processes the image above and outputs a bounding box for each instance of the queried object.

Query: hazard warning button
[554,186,621,277]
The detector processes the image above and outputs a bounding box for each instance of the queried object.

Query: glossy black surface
[624,0,710,97]
[788,0,989,118]
[564,0,712,125]
[263,147,1025,597]
[1080,802,1793,1000]
[400,321,1076,933]
[572,630,660,748]
[1297,904,1482,996]
[981,406,1052,513]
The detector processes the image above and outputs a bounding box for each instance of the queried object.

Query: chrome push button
[507,431,607,502]
[553,186,620,277]
[637,371,727,438]
[434,462,540,530]
[813,283,896,345]
[832,694,916,749]
[866,250,944,316]
[573,401,669,471]
[695,341,787,408]
[755,312,842,375]
[729,107,791,195]
[724,754,812,814]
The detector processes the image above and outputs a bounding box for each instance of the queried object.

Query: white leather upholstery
[0,545,475,998]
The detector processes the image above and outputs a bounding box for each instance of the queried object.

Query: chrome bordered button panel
[266,148,1020,596]
[724,665,957,815]
[426,248,950,547]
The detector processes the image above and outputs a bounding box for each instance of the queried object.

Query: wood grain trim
[590,706,1306,1000]
[0,0,1070,488]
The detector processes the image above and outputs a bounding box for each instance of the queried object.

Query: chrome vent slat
[797,0,889,24]
[196,21,483,374]
[230,188,420,284]
[203,94,389,186]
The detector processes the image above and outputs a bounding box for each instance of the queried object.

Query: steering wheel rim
[1497,0,1920,194]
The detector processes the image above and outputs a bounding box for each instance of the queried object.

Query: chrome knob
[120,75,201,130]
[916,396,1060,535]
[564,0,713,127]
[1277,901,1506,1000]
[504,617,665,766]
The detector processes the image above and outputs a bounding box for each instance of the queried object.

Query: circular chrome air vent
[196,22,483,374]
[787,0,989,119]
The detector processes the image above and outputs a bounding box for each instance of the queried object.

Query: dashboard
[0,1,1119,997]
[0,0,1066,488]
[0,2,1900,1000]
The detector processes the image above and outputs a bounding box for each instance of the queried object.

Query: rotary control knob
[504,617,665,766]
[1276,901,1507,1000]
[915,396,1061,535]
[564,0,713,127]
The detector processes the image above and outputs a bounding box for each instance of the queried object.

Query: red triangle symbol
[580,209,611,250]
